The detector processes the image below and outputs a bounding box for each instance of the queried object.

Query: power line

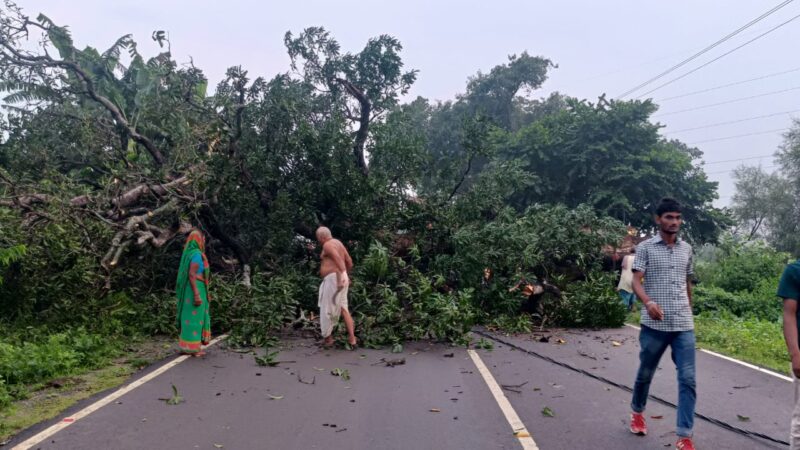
[704,154,776,164]
[655,86,800,117]
[636,11,800,99]
[686,128,789,144]
[666,109,800,134]
[616,0,795,98]
[656,67,800,102]
[706,164,777,175]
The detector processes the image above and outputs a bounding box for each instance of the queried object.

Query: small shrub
[0,329,117,390]
[552,273,626,328]
[489,314,534,334]
[224,271,307,347]
[692,282,781,321]
[695,240,789,294]
[0,377,11,409]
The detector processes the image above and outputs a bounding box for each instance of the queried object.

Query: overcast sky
[17,0,800,206]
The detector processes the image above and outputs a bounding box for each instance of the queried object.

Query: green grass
[694,313,788,375]
[0,336,174,442]
[625,310,788,375]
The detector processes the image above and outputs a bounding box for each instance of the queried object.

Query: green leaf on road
[737,414,750,422]
[541,406,555,417]
[331,368,351,381]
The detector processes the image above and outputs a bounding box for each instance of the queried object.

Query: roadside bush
[0,377,11,409]
[0,328,118,390]
[692,283,781,321]
[348,242,478,346]
[551,272,626,328]
[695,240,789,294]
[223,271,311,347]
[488,314,534,334]
[446,205,625,289]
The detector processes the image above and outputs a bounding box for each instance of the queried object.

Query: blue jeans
[631,325,696,438]
[619,290,636,310]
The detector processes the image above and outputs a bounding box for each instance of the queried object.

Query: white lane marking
[698,348,791,382]
[625,324,791,382]
[12,334,228,450]
[468,349,539,450]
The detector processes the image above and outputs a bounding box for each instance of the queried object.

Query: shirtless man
[316,227,356,347]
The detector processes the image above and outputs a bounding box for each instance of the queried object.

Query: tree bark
[336,78,371,176]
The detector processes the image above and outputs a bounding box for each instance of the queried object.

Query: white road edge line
[468,349,539,450]
[12,334,228,450]
[625,324,791,382]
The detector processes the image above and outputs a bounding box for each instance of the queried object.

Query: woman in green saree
[176,229,211,356]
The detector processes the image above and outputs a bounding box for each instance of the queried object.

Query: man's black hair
[655,197,682,216]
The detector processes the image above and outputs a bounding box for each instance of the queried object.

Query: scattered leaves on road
[158,384,184,405]
[541,406,555,417]
[254,349,280,367]
[474,338,494,350]
[650,415,663,419]
[392,343,403,353]
[372,358,405,367]
[737,414,750,422]
[429,408,441,412]
[331,368,351,381]
[611,341,622,347]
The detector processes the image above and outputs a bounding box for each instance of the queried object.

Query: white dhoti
[318,273,348,338]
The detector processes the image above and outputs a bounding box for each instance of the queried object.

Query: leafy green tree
[730,165,793,243]
[498,97,727,242]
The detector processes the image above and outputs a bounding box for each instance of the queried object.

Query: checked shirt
[632,235,694,332]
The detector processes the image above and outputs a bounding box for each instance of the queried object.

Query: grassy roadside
[0,336,175,444]
[625,311,789,376]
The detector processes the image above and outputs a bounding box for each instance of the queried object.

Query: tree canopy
[0,4,726,336]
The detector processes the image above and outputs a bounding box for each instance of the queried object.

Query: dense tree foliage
[0,4,726,344]
[729,120,800,256]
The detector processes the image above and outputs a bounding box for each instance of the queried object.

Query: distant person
[175,229,212,357]
[778,257,800,449]
[617,249,637,311]
[316,226,356,348]
[629,198,697,450]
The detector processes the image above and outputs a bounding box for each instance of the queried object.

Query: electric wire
[655,86,800,117]
[636,11,800,99]
[656,67,800,102]
[667,109,800,134]
[617,0,795,98]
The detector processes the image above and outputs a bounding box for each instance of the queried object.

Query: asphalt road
[6,326,794,450]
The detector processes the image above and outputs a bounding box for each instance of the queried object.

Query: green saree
[176,230,211,353]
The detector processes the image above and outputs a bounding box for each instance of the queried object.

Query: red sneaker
[676,437,695,450]
[630,413,647,435]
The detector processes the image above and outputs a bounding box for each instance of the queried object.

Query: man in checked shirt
[628,198,697,450]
